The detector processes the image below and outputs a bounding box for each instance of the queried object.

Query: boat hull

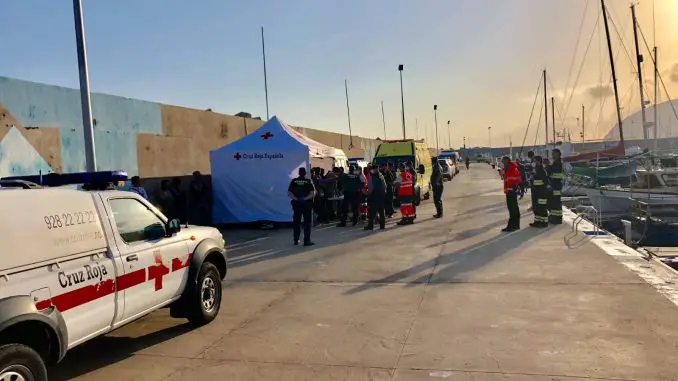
[584,188,678,215]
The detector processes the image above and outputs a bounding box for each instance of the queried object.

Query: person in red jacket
[502,156,522,232]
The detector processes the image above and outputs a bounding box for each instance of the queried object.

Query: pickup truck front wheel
[187,262,222,326]
[0,344,47,381]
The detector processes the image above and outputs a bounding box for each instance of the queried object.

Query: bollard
[621,219,632,245]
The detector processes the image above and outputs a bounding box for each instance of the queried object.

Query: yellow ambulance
[372,139,432,205]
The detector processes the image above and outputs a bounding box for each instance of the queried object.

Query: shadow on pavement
[49,323,194,381]
[344,227,552,295]
[227,219,408,269]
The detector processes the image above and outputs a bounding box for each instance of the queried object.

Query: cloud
[587,84,613,99]
[670,63,678,83]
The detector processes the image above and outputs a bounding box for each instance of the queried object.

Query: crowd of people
[501,149,564,232]
[129,171,213,226]
[287,158,445,246]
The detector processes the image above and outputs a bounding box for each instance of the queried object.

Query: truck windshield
[372,156,413,167]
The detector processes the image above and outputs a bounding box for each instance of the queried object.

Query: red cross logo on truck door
[261,132,274,140]
[233,152,242,160]
[147,251,170,291]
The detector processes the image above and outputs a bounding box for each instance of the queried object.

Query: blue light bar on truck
[2,170,129,187]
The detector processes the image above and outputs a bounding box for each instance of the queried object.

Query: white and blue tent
[210,116,348,223]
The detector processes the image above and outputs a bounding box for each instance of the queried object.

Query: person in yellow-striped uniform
[548,149,564,225]
[529,156,549,228]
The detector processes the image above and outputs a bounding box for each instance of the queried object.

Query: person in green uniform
[287,167,316,246]
[337,165,363,227]
[548,149,564,224]
[529,156,549,228]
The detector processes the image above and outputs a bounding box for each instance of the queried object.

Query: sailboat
[582,1,678,215]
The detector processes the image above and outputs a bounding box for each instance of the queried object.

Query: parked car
[438,158,455,181]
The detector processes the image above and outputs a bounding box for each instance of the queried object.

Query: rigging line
[637,22,678,128]
[533,101,543,151]
[619,76,638,121]
[652,0,656,47]
[607,7,637,73]
[564,8,601,119]
[519,74,544,155]
[591,6,636,141]
[562,0,591,113]
[545,77,568,126]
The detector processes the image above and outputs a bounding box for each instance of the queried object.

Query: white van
[0,187,227,380]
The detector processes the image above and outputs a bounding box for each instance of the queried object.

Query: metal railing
[572,205,601,235]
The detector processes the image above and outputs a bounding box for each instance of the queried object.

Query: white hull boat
[584,187,678,215]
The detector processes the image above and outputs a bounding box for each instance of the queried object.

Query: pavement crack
[388,224,454,380]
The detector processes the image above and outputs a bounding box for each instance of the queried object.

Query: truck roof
[0,188,108,272]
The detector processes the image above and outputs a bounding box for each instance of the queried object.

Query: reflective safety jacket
[549,158,564,190]
[503,162,521,194]
[396,171,414,197]
[531,164,549,188]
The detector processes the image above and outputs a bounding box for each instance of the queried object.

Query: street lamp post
[488,126,492,160]
[73,0,96,172]
[398,64,406,139]
[433,105,439,152]
[447,120,451,149]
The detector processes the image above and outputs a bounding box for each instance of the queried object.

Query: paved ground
[51,164,678,381]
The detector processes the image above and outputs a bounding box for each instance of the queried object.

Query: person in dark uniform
[337,165,363,227]
[527,151,537,212]
[365,165,386,230]
[288,167,316,246]
[529,156,549,228]
[430,157,444,218]
[548,149,564,224]
[382,163,397,218]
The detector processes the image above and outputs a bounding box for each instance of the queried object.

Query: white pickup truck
[0,188,227,381]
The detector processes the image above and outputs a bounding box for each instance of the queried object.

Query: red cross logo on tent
[261,132,274,140]
[233,152,242,160]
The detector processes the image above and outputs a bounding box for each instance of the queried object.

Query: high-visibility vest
[503,163,522,194]
[397,172,414,197]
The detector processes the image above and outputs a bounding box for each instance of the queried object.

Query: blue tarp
[210,116,346,224]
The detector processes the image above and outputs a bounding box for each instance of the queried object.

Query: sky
[2,0,678,150]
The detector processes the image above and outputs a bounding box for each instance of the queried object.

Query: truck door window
[109,198,166,243]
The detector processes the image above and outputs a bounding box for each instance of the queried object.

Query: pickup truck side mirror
[166,218,181,236]
[418,164,426,175]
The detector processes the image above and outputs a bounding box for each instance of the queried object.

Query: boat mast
[653,46,658,152]
[543,69,549,157]
[601,0,624,144]
[631,4,648,149]
[582,104,585,143]
[551,96,556,148]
